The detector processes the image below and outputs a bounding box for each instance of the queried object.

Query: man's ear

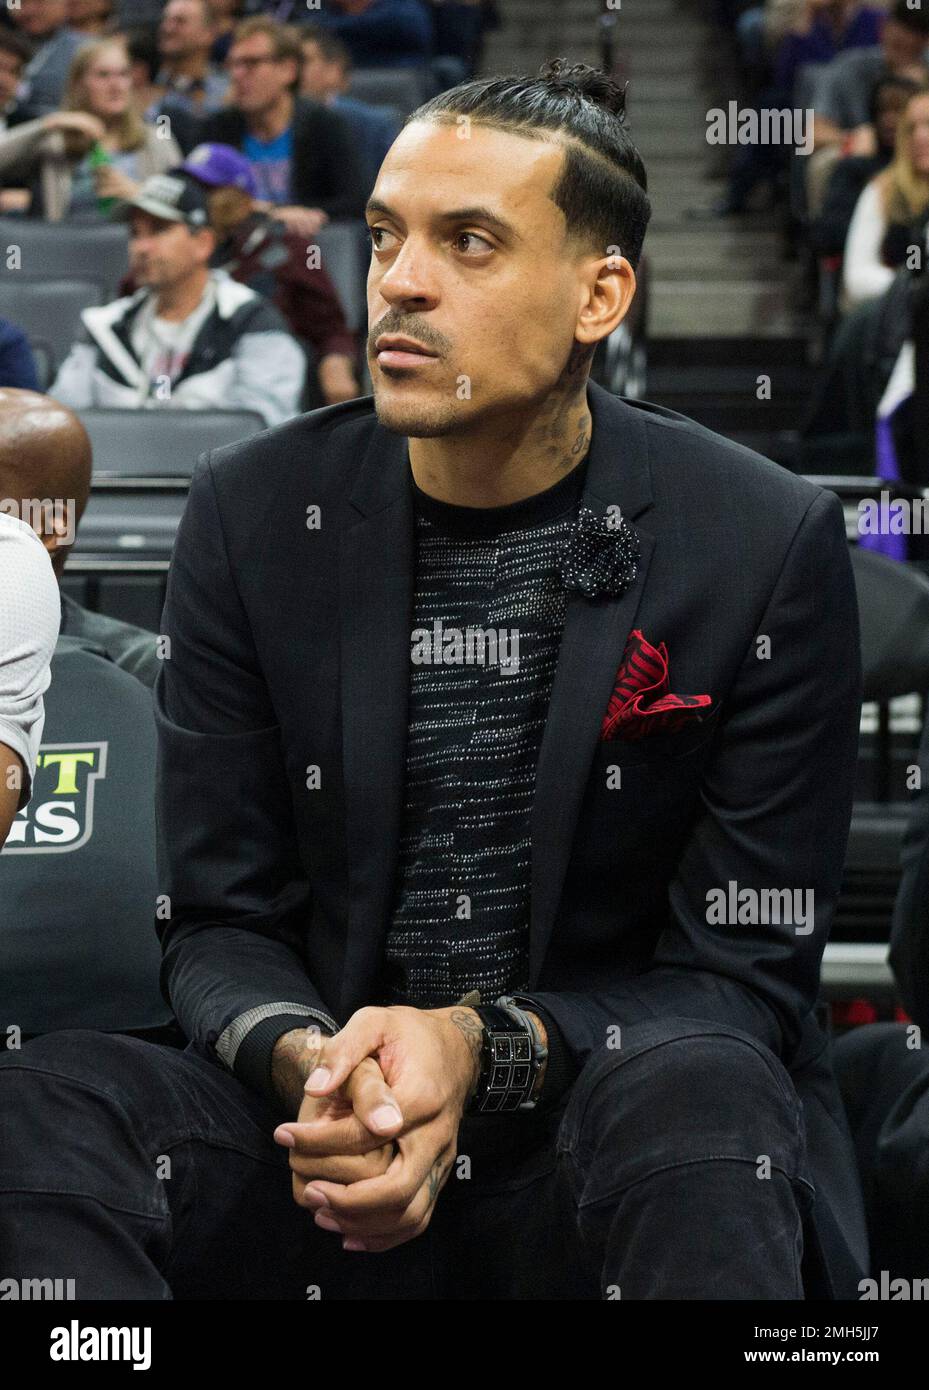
[38,528,62,567]
[196,224,218,262]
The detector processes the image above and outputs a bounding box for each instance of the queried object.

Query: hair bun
[538,58,629,120]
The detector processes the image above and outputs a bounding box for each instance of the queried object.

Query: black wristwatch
[464,1002,543,1115]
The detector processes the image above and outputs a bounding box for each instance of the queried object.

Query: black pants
[0,1016,816,1299]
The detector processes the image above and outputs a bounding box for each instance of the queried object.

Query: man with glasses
[196,16,364,238]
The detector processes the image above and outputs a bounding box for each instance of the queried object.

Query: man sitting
[10,0,87,115]
[812,0,929,154]
[0,386,160,686]
[307,0,435,72]
[48,170,306,427]
[148,0,230,123]
[196,16,365,237]
[299,26,400,194]
[181,142,360,405]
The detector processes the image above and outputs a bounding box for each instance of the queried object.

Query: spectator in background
[813,0,929,153]
[843,85,929,307]
[0,30,37,136]
[730,3,788,89]
[708,0,888,216]
[811,71,919,257]
[147,0,230,122]
[0,28,40,209]
[197,17,365,234]
[0,321,40,390]
[776,2,885,103]
[11,0,87,115]
[207,0,242,66]
[0,389,159,682]
[427,0,493,82]
[124,24,162,116]
[49,170,305,424]
[112,0,163,28]
[309,0,434,71]
[0,507,59,845]
[299,26,398,192]
[181,141,360,404]
[65,0,116,37]
[0,37,182,221]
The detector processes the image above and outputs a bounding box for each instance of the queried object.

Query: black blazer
[154,380,867,1295]
[195,97,366,220]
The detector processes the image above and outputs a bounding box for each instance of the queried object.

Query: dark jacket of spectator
[811,151,890,257]
[212,208,357,361]
[328,91,398,192]
[0,318,40,390]
[775,5,885,99]
[309,0,433,69]
[20,24,87,113]
[196,96,365,219]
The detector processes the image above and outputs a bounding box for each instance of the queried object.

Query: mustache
[368,324,449,355]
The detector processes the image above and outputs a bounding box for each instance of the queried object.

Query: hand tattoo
[449,1007,483,1099]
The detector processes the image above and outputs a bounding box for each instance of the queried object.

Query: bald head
[0,389,92,578]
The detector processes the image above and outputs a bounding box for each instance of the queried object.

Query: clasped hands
[272,1005,481,1253]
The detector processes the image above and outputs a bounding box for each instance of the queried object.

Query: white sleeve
[227,331,307,427]
[0,513,60,808]
[48,342,99,411]
[843,179,897,308]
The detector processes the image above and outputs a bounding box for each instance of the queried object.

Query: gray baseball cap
[111,172,211,228]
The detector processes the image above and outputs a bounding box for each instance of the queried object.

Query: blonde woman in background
[843,85,929,307]
[0,37,181,220]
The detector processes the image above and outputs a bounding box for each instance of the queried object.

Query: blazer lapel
[338,424,413,1017]
[528,382,657,983]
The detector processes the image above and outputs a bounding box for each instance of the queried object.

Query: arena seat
[313,220,369,336]
[0,278,103,386]
[826,548,929,989]
[80,406,265,475]
[0,634,175,1039]
[0,217,130,302]
[61,556,170,635]
[346,65,432,116]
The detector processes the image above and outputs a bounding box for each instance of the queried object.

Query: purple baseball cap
[179,143,258,197]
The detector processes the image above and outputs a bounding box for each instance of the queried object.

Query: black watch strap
[465,1003,537,1115]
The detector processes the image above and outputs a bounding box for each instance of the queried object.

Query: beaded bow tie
[557,504,640,599]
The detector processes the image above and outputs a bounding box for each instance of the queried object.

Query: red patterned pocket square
[601,629,713,742]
